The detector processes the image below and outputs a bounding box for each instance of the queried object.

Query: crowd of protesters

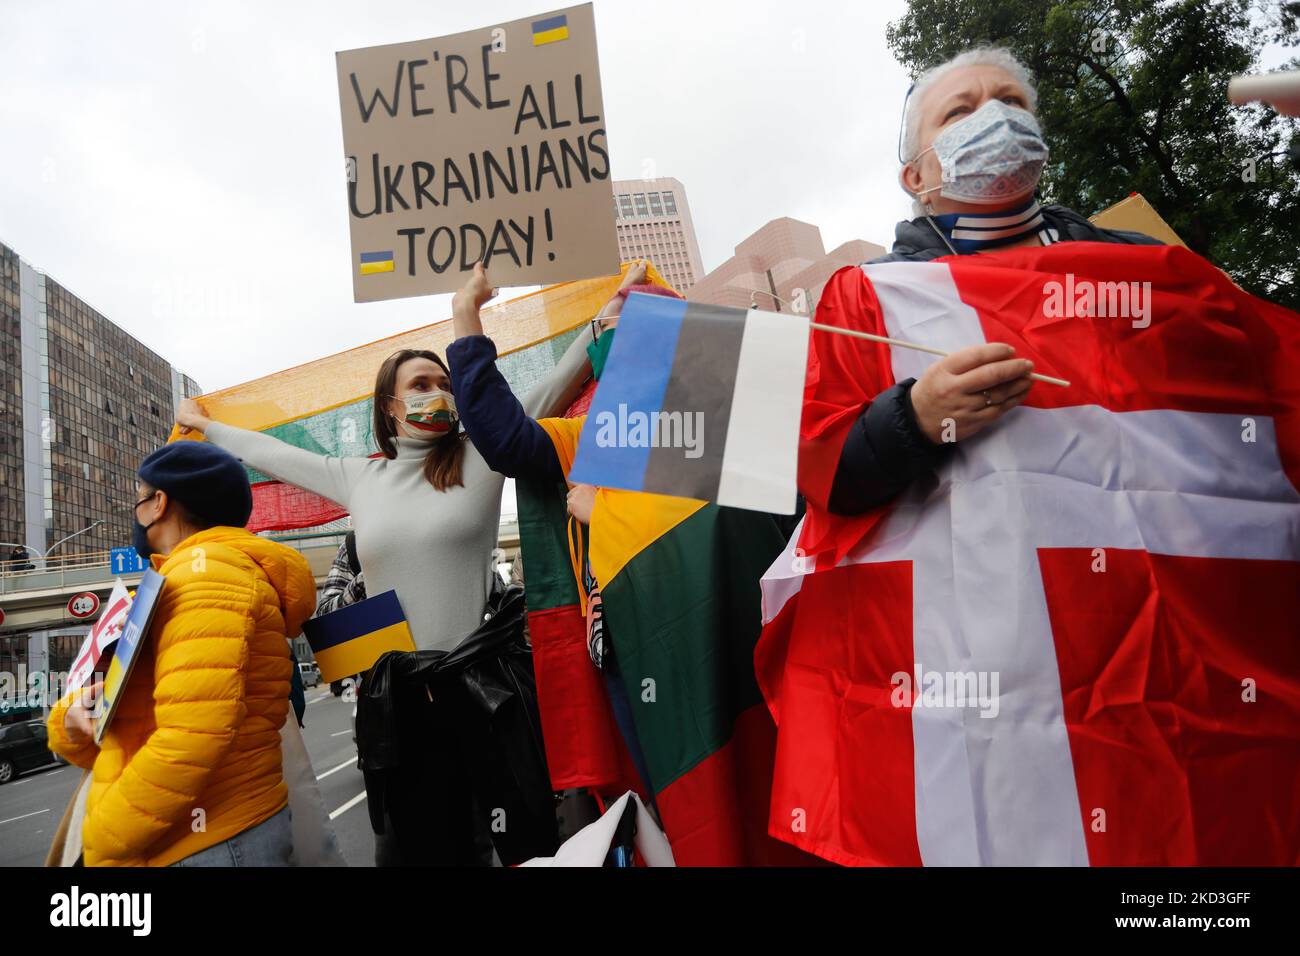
[43,46,1176,867]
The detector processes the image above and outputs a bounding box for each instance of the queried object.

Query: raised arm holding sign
[336,3,619,301]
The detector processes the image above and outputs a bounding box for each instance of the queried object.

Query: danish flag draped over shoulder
[756,243,1300,866]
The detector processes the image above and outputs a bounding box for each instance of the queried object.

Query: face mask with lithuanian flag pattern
[392,389,458,438]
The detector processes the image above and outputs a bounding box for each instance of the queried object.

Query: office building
[1,239,202,561]
[612,178,706,294]
[687,217,886,315]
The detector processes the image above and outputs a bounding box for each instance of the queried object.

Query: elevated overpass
[0,522,520,636]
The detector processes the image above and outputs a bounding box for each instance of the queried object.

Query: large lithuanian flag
[518,321,820,866]
[167,268,646,530]
[588,491,818,865]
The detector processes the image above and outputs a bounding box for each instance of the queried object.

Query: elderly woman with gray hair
[824,46,1163,516]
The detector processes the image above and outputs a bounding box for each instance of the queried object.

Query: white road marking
[329,791,367,821]
[306,693,332,706]
[330,730,350,737]
[19,764,63,780]
[315,757,356,781]
[0,809,50,827]
[8,761,62,786]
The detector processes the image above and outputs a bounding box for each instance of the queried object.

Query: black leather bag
[356,586,558,865]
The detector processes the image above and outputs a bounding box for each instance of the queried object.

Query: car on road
[0,719,61,784]
[298,661,322,688]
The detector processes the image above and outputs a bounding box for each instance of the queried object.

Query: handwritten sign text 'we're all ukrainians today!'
[336,3,619,301]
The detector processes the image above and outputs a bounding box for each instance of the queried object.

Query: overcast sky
[0,0,916,393]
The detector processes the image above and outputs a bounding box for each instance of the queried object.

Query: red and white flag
[66,580,132,695]
[757,243,1300,866]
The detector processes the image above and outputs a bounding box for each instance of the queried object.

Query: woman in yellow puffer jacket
[46,442,317,866]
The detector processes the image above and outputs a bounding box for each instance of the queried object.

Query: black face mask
[132,491,159,561]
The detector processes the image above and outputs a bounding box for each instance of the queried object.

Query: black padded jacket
[828,204,1163,516]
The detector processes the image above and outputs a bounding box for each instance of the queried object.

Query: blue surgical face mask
[914,98,1049,206]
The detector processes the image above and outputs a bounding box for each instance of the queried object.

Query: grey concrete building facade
[612,178,706,294]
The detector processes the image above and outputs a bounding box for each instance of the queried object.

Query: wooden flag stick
[811,322,1071,388]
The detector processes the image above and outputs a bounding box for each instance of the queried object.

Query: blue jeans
[170,807,293,867]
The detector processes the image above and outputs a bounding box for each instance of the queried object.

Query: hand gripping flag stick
[811,322,1072,387]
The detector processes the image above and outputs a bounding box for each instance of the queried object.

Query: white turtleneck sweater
[205,332,590,653]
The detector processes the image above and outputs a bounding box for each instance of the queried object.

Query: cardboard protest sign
[336,3,619,301]
[1089,192,1186,247]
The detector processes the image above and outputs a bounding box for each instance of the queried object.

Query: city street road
[0,689,374,866]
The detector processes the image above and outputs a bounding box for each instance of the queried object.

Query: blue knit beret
[138,441,253,528]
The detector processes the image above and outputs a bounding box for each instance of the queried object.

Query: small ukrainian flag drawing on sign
[359,250,394,276]
[532,14,568,46]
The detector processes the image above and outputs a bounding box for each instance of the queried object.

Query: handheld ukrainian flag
[302,590,415,683]
[359,250,395,276]
[532,13,569,46]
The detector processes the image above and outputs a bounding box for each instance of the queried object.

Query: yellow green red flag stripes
[169,263,662,437]
[519,390,643,794]
[522,405,822,864]
[516,267,683,795]
[593,501,819,865]
[169,262,668,532]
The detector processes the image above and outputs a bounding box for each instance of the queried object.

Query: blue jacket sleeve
[446,334,565,484]
[828,378,954,515]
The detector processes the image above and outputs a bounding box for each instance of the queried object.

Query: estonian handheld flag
[568,293,810,514]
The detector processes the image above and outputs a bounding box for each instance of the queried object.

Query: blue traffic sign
[109,547,148,574]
